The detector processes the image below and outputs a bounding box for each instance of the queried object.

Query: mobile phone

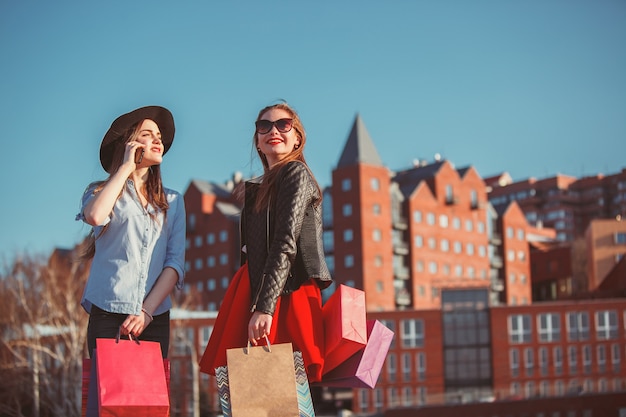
[135,148,144,164]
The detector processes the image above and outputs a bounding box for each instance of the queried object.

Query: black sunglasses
[255,118,294,134]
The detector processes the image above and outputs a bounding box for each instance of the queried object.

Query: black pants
[87,305,170,358]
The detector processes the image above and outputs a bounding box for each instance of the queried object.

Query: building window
[596,345,607,373]
[341,178,351,191]
[413,210,422,223]
[373,203,381,215]
[426,212,436,225]
[567,312,590,341]
[452,217,461,229]
[614,232,626,244]
[568,346,578,375]
[371,177,380,191]
[344,255,354,268]
[219,230,228,242]
[454,265,463,277]
[439,214,448,228]
[583,345,592,374]
[343,229,353,242]
[326,255,334,275]
[400,319,424,348]
[323,230,334,252]
[446,184,453,202]
[596,310,618,340]
[221,276,229,288]
[194,236,203,247]
[428,261,437,274]
[188,214,196,230]
[402,387,412,406]
[506,226,514,239]
[207,256,215,267]
[440,239,449,252]
[374,255,383,267]
[465,219,473,232]
[517,250,526,261]
[206,233,215,244]
[611,344,621,373]
[414,235,423,248]
[477,221,485,233]
[510,349,519,377]
[555,380,564,396]
[194,259,203,270]
[470,189,478,208]
[538,313,561,342]
[219,254,228,265]
[517,228,525,240]
[539,347,548,376]
[358,390,368,411]
[207,279,216,291]
[387,353,397,382]
[373,229,382,242]
[466,243,474,256]
[524,348,534,377]
[401,353,411,382]
[554,346,563,375]
[453,241,462,254]
[417,352,426,381]
[342,204,352,216]
[507,250,515,261]
[509,314,532,343]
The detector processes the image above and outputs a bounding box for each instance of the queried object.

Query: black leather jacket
[240,161,332,315]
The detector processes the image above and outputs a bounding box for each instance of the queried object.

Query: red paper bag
[82,355,171,417]
[322,285,367,375]
[94,338,170,417]
[320,320,394,388]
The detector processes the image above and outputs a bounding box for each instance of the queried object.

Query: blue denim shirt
[76,179,186,316]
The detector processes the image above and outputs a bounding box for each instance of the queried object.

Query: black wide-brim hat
[100,105,175,173]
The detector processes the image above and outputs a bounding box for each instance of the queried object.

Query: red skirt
[198,263,325,382]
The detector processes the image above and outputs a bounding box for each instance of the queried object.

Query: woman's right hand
[248,311,273,345]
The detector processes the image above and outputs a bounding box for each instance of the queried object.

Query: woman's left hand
[120,312,151,337]
[248,311,273,345]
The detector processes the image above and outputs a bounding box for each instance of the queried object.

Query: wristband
[141,307,154,322]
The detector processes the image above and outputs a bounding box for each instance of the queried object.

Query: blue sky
[1,0,625,258]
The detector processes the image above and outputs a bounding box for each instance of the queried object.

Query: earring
[256,148,261,152]
[295,144,300,150]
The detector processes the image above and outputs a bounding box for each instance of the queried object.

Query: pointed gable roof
[336,114,383,168]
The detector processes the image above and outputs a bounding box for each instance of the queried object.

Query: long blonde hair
[81,119,169,259]
[252,102,322,212]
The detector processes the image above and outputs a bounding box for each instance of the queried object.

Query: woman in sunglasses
[200,102,332,382]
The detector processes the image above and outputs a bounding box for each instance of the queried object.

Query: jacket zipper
[251,199,271,313]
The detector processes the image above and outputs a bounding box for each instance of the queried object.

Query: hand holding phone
[135,148,144,164]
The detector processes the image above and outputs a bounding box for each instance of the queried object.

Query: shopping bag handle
[245,336,271,354]
[115,326,141,345]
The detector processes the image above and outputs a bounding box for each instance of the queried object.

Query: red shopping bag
[320,320,394,388]
[322,285,367,375]
[82,354,171,417]
[93,336,170,417]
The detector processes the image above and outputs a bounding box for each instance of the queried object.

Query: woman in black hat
[76,106,186,358]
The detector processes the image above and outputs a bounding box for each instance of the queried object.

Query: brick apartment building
[172,115,626,416]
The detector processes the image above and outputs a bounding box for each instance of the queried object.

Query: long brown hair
[81,119,170,259]
[253,102,322,212]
